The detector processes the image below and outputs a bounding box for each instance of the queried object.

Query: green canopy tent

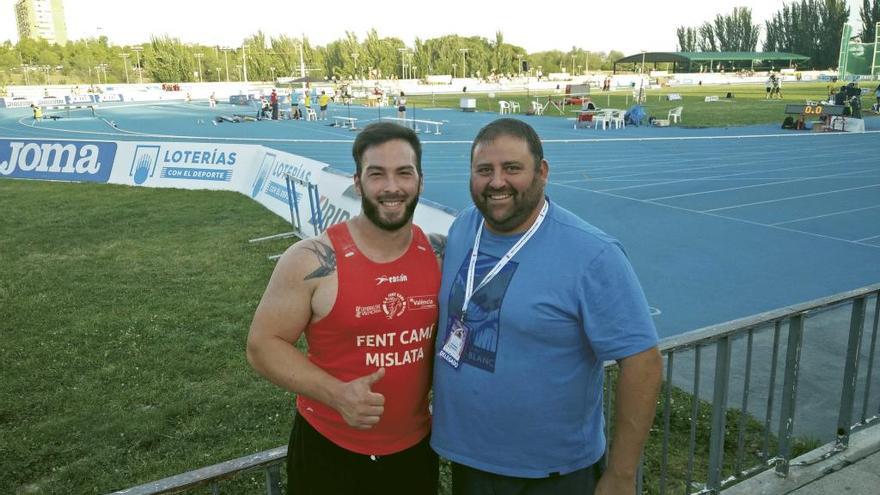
[613,52,810,74]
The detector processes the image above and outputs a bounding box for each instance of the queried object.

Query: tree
[698,22,717,51]
[676,26,699,52]
[712,7,759,51]
[763,0,849,69]
[860,0,880,42]
[145,36,194,82]
[680,7,759,52]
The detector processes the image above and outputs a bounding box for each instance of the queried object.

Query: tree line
[677,1,880,70]
[0,30,623,86]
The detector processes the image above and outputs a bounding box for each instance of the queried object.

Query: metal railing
[643,283,880,494]
[110,284,880,495]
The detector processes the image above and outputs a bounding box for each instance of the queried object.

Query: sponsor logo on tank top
[375,273,409,285]
[407,296,437,310]
[354,293,437,319]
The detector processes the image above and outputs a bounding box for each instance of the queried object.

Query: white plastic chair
[610,109,626,129]
[305,108,318,121]
[510,101,521,113]
[531,101,544,115]
[668,106,683,124]
[499,101,511,114]
[593,109,613,130]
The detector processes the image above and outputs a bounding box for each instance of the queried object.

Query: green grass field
[0,180,294,494]
[405,81,877,127]
[1,179,818,494]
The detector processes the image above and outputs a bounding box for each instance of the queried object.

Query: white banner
[2,136,454,237]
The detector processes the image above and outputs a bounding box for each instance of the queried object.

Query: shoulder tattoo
[428,233,447,259]
[303,241,336,280]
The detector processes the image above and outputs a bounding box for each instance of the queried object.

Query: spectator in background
[396,91,407,119]
[290,93,302,120]
[773,76,783,99]
[31,103,42,124]
[318,90,330,120]
[874,83,880,112]
[270,89,279,120]
[582,96,596,110]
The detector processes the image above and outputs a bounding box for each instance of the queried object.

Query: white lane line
[550,181,880,250]
[772,204,880,226]
[644,168,873,201]
[701,184,880,213]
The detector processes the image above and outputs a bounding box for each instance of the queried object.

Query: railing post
[707,336,732,491]
[836,296,867,447]
[863,294,880,422]
[659,352,674,495]
[776,314,805,477]
[266,464,282,495]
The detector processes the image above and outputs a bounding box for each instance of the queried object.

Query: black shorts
[451,457,604,495]
[398,106,406,112]
[320,105,328,111]
[287,413,438,495]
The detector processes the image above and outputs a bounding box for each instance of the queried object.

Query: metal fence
[110,283,880,495]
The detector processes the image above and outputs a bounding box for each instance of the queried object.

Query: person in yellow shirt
[318,90,330,120]
[31,104,43,124]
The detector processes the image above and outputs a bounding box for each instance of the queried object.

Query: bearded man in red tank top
[247,122,445,495]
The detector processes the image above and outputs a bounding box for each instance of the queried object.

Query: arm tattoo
[428,233,447,259]
[304,242,336,280]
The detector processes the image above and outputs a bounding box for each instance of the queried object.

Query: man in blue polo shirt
[432,118,662,494]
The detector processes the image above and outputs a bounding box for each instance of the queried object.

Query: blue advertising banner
[0,139,116,182]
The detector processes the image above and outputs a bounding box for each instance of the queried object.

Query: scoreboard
[784,104,846,116]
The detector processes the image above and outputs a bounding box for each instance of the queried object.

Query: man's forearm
[605,347,663,479]
[246,335,343,408]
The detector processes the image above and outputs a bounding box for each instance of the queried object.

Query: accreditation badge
[439,316,470,368]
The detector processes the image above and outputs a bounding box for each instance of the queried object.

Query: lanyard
[461,200,549,318]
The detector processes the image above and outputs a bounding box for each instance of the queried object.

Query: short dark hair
[470,118,543,170]
[352,122,422,176]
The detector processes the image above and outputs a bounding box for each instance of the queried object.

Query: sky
[0,0,865,55]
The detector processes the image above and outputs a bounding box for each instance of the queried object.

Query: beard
[471,174,544,233]
[361,191,420,232]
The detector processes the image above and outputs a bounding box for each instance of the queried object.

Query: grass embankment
[1,181,815,494]
[405,81,876,128]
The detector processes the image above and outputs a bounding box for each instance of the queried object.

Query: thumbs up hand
[334,368,386,429]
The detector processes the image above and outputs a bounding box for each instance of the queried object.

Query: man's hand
[334,368,386,429]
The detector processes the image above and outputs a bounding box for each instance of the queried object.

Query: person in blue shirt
[431,118,662,495]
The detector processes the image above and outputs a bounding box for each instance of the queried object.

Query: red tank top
[297,222,440,455]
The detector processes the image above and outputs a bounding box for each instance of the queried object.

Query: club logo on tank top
[382,292,407,319]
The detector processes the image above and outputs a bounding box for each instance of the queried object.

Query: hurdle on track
[42,105,99,118]
[249,173,324,260]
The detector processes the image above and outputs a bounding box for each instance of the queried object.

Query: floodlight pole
[459,48,469,79]
[242,45,248,84]
[121,52,130,84]
[222,48,230,82]
[132,46,143,84]
[398,47,406,79]
[195,53,204,82]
